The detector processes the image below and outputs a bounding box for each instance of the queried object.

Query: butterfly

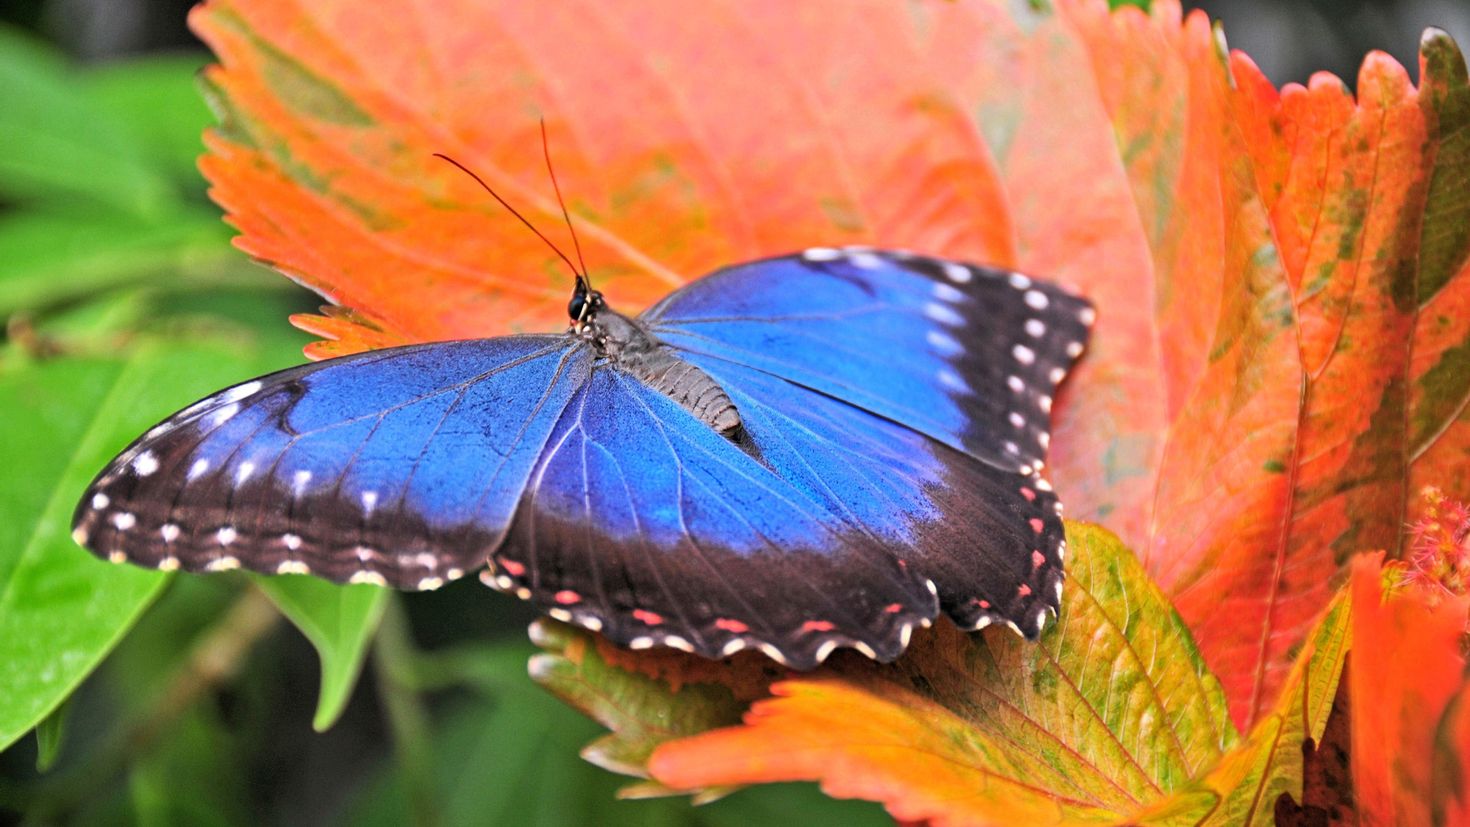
[71,241,1092,669]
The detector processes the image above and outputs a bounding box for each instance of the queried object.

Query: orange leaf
[638,524,1237,825]
[1350,553,1470,824]
[190,0,1470,732]
[190,0,1016,352]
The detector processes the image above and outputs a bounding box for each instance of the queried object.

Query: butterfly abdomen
[588,309,742,436]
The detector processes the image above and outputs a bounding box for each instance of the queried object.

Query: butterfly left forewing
[73,337,591,588]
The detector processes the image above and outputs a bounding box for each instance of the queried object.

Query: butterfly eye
[567,293,587,322]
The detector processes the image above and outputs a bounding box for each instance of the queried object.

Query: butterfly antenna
[432,153,583,280]
[540,119,590,285]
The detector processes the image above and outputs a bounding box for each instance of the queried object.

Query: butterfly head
[569,275,604,331]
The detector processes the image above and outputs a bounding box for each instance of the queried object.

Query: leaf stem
[371,594,440,827]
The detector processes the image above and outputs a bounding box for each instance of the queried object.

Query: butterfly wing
[640,248,1094,638]
[73,336,592,589]
[490,367,939,668]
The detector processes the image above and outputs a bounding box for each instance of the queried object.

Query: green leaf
[33,698,68,772]
[1136,583,1352,825]
[0,25,174,214]
[0,312,304,754]
[84,55,215,187]
[0,209,228,317]
[255,575,387,731]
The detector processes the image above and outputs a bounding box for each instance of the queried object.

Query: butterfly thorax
[578,305,743,436]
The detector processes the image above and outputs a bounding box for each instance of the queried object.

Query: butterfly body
[73,248,1093,668]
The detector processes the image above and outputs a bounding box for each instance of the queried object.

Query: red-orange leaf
[1351,553,1470,823]
[191,0,1470,734]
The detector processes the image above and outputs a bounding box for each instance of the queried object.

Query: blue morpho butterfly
[72,153,1094,669]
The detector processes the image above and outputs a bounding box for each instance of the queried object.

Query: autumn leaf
[190,0,1470,739]
[1350,531,1470,822]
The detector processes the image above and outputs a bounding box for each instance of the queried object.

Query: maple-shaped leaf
[190,0,1470,735]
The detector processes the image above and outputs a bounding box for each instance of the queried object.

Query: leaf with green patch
[529,525,1236,824]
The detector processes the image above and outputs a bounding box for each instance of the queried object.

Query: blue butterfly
[72,246,1092,668]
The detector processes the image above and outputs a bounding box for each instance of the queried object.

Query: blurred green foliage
[0,24,887,826]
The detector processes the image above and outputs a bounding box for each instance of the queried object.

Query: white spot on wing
[1007,375,1025,393]
[848,251,883,269]
[92,493,110,510]
[1012,344,1036,365]
[112,512,136,531]
[628,636,655,650]
[757,643,788,665]
[417,576,444,591]
[277,560,310,575]
[292,470,312,496]
[1008,411,1025,428]
[216,526,237,546]
[853,641,878,660]
[71,527,88,545]
[721,639,747,656]
[132,451,159,477]
[161,523,180,543]
[942,262,972,283]
[107,550,127,564]
[924,302,964,327]
[350,571,387,586]
[361,491,378,513]
[548,608,572,622]
[157,556,180,572]
[235,461,255,485]
[938,369,966,392]
[1024,289,1049,310]
[814,640,838,663]
[1066,341,1085,358]
[206,556,240,572]
[187,458,210,480]
[207,403,240,427]
[802,247,841,262]
[664,635,694,652]
[1079,306,1097,325]
[926,330,962,357]
[1024,319,1046,338]
[1007,273,1032,290]
[221,380,262,403]
[931,282,964,302]
[282,533,302,550]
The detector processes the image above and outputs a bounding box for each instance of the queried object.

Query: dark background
[3,0,1468,86]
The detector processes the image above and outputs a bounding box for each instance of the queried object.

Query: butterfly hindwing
[489,368,938,668]
[642,249,1092,637]
[73,336,591,588]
